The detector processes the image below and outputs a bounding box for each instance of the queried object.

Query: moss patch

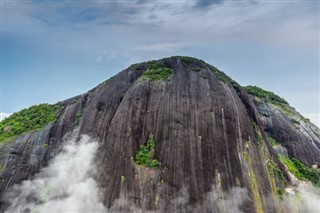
[209,66,227,83]
[242,152,250,162]
[242,149,263,213]
[244,85,288,107]
[179,56,191,65]
[200,74,209,79]
[290,118,300,125]
[251,121,263,142]
[140,61,173,81]
[73,109,84,127]
[0,104,61,143]
[191,67,201,72]
[267,160,286,184]
[175,56,204,65]
[249,169,264,213]
[268,136,277,146]
[135,133,160,168]
[68,99,79,105]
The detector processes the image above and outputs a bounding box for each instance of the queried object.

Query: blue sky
[1,0,319,126]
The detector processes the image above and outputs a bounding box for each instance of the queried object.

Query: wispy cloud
[5,134,106,213]
[2,0,319,118]
[95,42,185,66]
[194,0,225,8]
[134,42,184,52]
[4,0,318,48]
[3,0,318,77]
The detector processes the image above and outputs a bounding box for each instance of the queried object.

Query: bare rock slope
[245,86,320,167]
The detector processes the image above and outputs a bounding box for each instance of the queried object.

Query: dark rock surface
[0,57,296,212]
[252,98,320,167]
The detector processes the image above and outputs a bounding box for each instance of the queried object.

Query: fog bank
[5,134,106,213]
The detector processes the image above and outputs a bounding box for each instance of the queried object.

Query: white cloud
[6,0,318,49]
[96,42,185,65]
[3,0,319,123]
[4,134,106,213]
[282,182,320,213]
[0,113,12,121]
[134,42,184,52]
[110,1,318,48]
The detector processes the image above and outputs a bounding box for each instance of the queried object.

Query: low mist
[3,132,320,213]
[281,182,320,213]
[5,134,106,213]
[168,186,249,213]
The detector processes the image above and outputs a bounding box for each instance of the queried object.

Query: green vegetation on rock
[191,67,201,72]
[68,99,79,105]
[290,118,300,125]
[175,56,204,65]
[268,136,277,146]
[141,61,173,81]
[42,143,49,148]
[135,133,160,168]
[251,121,263,142]
[73,109,84,127]
[177,56,191,65]
[267,159,286,184]
[244,85,288,106]
[0,104,61,143]
[278,154,320,187]
[242,152,250,162]
[245,86,314,128]
[209,66,227,83]
[200,74,209,79]
[241,148,263,212]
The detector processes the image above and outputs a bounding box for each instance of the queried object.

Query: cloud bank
[2,131,320,212]
[4,134,106,213]
[282,182,320,213]
[3,0,318,120]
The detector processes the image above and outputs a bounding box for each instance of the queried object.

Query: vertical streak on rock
[225,85,246,189]
[221,108,232,190]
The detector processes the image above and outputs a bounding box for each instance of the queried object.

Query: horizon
[1,0,319,126]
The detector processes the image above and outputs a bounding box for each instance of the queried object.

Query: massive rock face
[1,56,314,212]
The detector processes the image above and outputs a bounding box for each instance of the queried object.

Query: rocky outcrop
[251,96,320,167]
[0,57,294,212]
